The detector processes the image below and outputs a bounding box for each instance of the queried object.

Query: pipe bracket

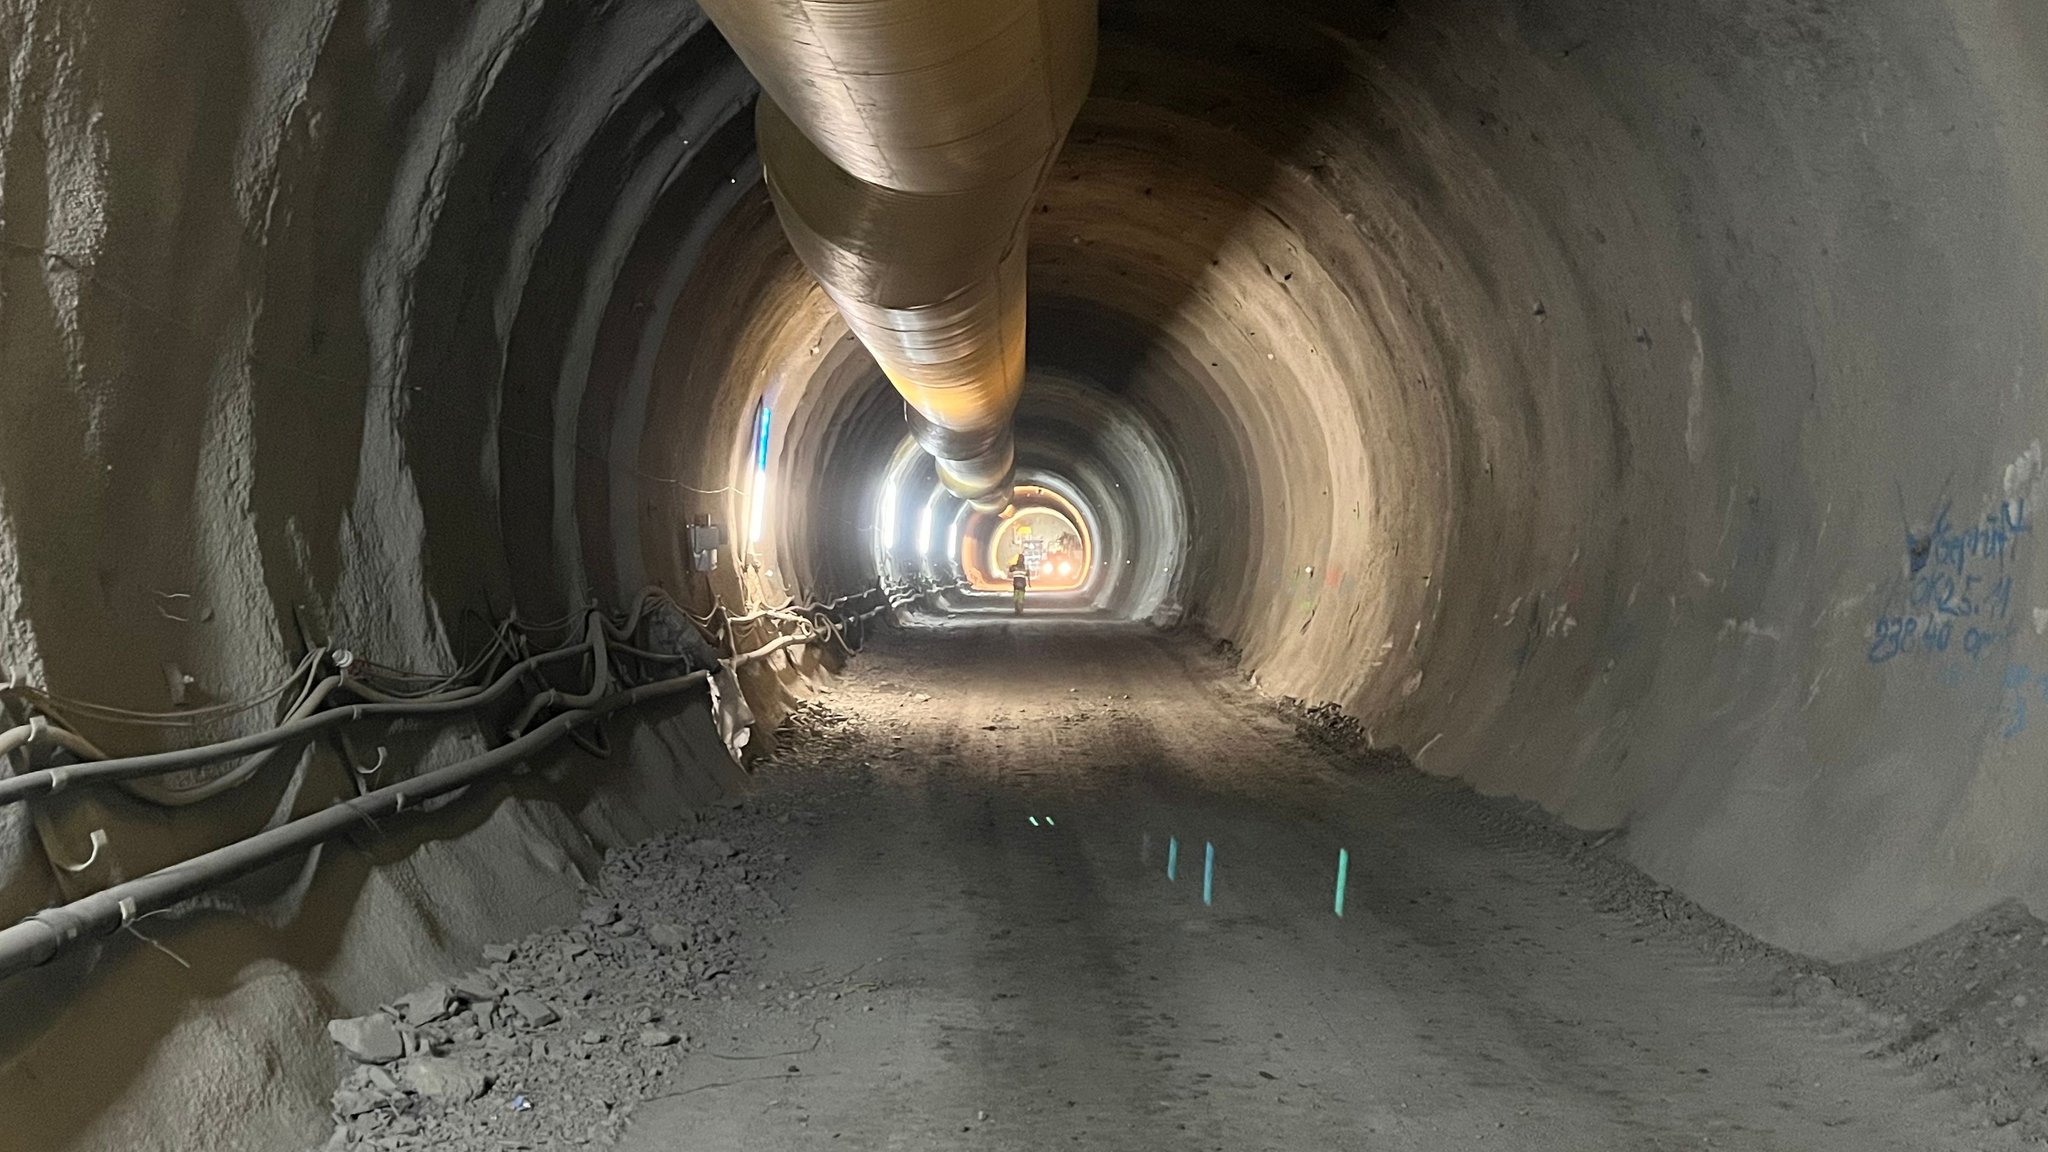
[53,828,108,874]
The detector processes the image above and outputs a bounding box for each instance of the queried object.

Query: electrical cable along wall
[0,584,927,984]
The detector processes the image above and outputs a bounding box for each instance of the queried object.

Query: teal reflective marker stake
[1167,837,1179,881]
[1335,848,1350,917]
[1202,842,1215,906]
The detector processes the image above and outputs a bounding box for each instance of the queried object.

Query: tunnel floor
[326,621,2022,1151]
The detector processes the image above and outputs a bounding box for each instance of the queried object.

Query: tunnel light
[916,501,934,557]
[878,478,899,551]
[748,403,772,546]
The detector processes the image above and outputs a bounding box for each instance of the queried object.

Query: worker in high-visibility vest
[1007,555,1030,614]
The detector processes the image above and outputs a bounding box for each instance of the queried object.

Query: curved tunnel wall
[0,0,2045,1148]
[0,7,777,1149]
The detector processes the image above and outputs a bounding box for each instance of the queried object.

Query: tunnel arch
[535,0,2048,965]
[2,0,2046,1146]
[962,485,1093,594]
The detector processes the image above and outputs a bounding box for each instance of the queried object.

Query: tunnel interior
[2,0,2047,1148]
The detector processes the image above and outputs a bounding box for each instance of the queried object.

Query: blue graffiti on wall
[1868,496,2030,666]
[1995,663,2048,739]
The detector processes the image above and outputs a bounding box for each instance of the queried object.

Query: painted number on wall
[1868,498,2028,666]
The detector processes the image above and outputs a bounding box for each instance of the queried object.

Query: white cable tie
[47,765,69,793]
[118,897,139,927]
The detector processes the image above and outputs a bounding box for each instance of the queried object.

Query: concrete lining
[1,0,2045,1146]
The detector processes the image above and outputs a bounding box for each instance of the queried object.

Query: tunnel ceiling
[643,0,2048,961]
[3,6,2048,1122]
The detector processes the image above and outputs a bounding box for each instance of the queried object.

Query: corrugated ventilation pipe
[696,0,1097,511]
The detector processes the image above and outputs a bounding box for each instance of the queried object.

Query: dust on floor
[312,619,2048,1150]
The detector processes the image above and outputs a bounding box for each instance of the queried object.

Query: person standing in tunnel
[1008,554,1030,614]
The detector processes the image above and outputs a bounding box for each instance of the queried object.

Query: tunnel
[2,1,2047,1149]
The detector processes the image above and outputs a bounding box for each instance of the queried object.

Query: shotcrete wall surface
[0,0,2046,1148]
[0,5,775,1148]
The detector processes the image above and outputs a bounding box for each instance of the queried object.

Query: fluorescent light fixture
[748,404,771,546]
[878,477,899,551]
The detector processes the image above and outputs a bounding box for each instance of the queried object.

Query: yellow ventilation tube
[696,0,1097,510]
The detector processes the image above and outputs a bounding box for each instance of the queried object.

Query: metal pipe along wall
[697,0,1098,511]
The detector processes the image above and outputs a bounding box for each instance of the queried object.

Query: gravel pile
[1830,900,2048,1138]
[311,788,824,1150]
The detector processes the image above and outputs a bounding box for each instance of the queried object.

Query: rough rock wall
[0,3,770,1149]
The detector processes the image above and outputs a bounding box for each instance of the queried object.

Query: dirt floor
[314,617,2048,1150]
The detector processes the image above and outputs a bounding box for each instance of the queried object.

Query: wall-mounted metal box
[687,521,725,572]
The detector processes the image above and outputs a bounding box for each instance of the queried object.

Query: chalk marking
[1683,299,1706,463]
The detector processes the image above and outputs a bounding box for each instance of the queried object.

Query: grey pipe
[122,674,346,807]
[0,645,603,809]
[0,600,874,983]
[0,716,109,764]
[0,669,713,983]
[0,587,848,809]
[507,610,614,737]
[0,589,674,807]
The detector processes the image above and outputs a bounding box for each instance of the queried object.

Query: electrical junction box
[687,521,725,572]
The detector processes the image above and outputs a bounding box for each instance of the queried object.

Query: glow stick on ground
[1203,842,1215,906]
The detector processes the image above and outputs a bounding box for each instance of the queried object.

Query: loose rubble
[327,1016,405,1066]
[315,627,2048,1149]
[310,785,828,1150]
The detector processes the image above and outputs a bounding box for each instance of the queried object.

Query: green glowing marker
[1335,848,1349,917]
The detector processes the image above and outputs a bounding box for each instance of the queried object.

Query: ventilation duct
[697,0,1097,511]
